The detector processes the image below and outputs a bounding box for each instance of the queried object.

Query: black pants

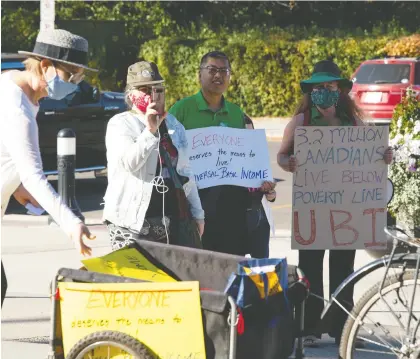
[298,249,356,338]
[246,207,270,258]
[199,186,248,256]
[1,260,7,307]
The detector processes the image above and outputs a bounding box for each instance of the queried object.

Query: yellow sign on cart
[81,247,177,282]
[59,281,206,359]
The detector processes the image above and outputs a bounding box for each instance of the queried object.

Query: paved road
[1,138,396,359]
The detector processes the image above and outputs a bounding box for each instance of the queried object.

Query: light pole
[40,0,55,32]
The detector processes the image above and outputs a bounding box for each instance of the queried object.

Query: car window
[1,61,25,71]
[353,64,411,84]
[415,63,420,85]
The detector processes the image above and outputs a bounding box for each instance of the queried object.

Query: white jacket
[102,111,204,232]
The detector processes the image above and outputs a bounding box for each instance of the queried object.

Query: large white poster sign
[292,126,389,250]
[186,127,273,189]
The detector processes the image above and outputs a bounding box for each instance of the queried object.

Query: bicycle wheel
[340,271,420,359]
[66,330,154,359]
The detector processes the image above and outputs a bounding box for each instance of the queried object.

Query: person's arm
[172,117,205,235]
[277,114,303,173]
[13,183,40,207]
[260,180,276,202]
[2,109,82,235]
[106,113,159,173]
[186,180,205,236]
[266,191,276,202]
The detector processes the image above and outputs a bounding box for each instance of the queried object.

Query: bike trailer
[48,240,307,359]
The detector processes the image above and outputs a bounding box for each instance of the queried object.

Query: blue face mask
[44,67,78,100]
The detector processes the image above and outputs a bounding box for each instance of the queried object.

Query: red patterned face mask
[130,92,151,113]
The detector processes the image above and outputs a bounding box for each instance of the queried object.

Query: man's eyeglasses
[200,66,231,76]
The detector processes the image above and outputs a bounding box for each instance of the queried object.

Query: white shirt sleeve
[2,108,81,235]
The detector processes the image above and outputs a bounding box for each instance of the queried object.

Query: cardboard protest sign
[59,281,206,359]
[292,126,389,250]
[82,247,177,282]
[186,126,273,189]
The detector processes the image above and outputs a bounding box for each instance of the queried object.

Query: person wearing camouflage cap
[102,61,204,251]
[0,28,98,307]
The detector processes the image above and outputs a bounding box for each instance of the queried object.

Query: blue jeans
[246,207,270,258]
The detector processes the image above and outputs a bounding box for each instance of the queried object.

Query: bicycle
[336,226,419,358]
[292,179,419,359]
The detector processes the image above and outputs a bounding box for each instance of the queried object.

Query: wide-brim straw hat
[300,60,352,93]
[18,29,98,72]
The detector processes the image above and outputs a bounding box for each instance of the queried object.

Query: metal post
[291,300,305,359]
[57,128,84,222]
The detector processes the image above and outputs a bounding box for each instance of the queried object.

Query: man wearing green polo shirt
[169,51,248,255]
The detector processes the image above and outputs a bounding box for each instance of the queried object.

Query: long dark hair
[294,91,365,123]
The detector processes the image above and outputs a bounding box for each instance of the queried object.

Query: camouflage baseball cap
[126,61,164,87]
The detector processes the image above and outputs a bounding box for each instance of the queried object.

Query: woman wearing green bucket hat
[277,60,394,348]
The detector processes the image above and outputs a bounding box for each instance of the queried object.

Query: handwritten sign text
[59,282,205,359]
[292,126,389,250]
[186,127,273,189]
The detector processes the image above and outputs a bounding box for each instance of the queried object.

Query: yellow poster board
[81,247,177,282]
[58,281,206,359]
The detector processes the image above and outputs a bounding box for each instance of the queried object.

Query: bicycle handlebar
[384,226,420,249]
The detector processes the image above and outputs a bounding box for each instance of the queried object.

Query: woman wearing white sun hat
[0,29,98,307]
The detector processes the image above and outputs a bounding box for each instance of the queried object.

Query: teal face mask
[311,88,339,109]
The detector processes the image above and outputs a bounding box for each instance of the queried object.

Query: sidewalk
[252,116,290,141]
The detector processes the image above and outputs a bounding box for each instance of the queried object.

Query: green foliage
[388,91,420,230]
[390,90,420,142]
[1,2,40,53]
[1,1,419,114]
[140,27,394,115]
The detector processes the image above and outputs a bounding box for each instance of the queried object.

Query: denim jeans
[246,206,270,258]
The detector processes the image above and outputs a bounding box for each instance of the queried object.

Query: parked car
[350,56,420,124]
[1,53,127,174]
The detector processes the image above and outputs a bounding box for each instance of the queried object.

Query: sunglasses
[55,63,85,84]
[136,86,153,94]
